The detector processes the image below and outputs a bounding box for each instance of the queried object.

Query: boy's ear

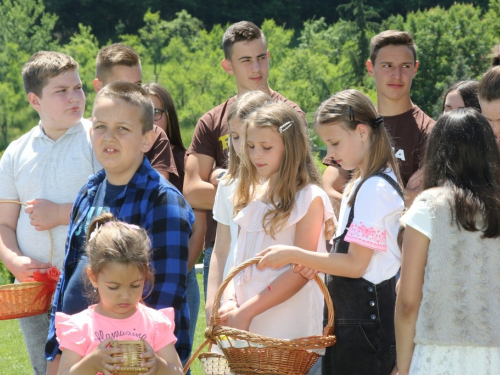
[93,78,104,93]
[366,60,374,76]
[87,268,98,288]
[413,61,420,76]
[27,92,41,111]
[221,59,234,75]
[140,130,155,153]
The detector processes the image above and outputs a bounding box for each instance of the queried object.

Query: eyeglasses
[154,108,166,121]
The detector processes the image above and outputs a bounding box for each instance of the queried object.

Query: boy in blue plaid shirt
[45,82,194,372]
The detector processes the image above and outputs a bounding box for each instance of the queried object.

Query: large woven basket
[185,256,336,375]
[0,200,55,320]
[110,340,148,374]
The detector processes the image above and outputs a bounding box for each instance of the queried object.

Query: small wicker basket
[183,338,234,375]
[0,201,55,320]
[184,256,336,375]
[111,340,148,374]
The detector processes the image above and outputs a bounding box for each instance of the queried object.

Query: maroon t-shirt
[323,105,434,187]
[145,125,178,179]
[187,90,305,248]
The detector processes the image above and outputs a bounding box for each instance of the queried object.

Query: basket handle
[209,256,335,337]
[182,338,212,375]
[0,200,54,264]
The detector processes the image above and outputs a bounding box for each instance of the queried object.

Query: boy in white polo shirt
[0,51,100,375]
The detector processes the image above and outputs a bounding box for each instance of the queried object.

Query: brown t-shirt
[145,125,178,179]
[323,105,435,187]
[187,90,305,248]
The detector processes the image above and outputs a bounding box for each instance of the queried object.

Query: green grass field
[0,273,208,374]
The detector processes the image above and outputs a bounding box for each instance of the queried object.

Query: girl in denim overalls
[258,89,404,375]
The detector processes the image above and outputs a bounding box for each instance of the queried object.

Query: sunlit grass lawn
[0,273,207,375]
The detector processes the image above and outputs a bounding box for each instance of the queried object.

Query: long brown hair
[423,109,500,238]
[234,102,323,238]
[314,89,403,206]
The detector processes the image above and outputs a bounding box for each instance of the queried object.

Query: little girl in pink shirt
[55,213,182,375]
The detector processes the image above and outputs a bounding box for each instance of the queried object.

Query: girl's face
[150,94,168,132]
[443,90,465,112]
[88,262,144,319]
[229,118,244,157]
[317,122,370,176]
[246,124,284,184]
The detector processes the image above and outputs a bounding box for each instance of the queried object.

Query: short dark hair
[95,43,141,82]
[369,30,417,64]
[491,43,500,67]
[442,80,481,113]
[222,21,266,60]
[423,109,500,238]
[143,82,185,151]
[94,81,153,134]
[478,66,500,102]
[22,51,78,97]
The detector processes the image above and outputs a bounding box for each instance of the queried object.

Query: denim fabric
[202,245,213,302]
[323,172,398,375]
[186,268,200,348]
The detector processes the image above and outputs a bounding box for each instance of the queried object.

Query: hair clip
[278,121,293,133]
[89,223,101,242]
[371,116,384,128]
[348,106,356,122]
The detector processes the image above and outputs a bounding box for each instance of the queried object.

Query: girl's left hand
[292,264,318,280]
[140,341,159,375]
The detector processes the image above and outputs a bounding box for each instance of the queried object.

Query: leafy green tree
[0,0,58,147]
[61,24,100,117]
[337,0,380,86]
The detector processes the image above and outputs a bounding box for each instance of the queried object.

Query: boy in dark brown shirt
[184,21,305,344]
[323,30,434,207]
[93,43,177,180]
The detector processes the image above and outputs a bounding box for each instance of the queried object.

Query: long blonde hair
[234,102,323,238]
[315,89,403,206]
[226,91,272,181]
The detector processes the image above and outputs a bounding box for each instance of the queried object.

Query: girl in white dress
[258,89,405,375]
[219,101,335,341]
[205,90,272,323]
[395,109,500,374]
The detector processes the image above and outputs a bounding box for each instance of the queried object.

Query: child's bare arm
[0,200,51,281]
[58,339,125,375]
[25,199,73,230]
[223,196,325,330]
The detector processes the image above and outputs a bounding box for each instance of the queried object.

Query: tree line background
[0,0,499,152]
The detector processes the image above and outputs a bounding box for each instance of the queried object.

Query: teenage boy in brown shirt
[323,30,434,207]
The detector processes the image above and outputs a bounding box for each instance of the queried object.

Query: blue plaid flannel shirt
[45,157,194,363]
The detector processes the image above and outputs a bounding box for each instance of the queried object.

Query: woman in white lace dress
[395,109,500,374]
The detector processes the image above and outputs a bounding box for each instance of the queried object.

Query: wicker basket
[185,256,336,375]
[110,340,148,374]
[0,200,55,320]
[183,338,234,375]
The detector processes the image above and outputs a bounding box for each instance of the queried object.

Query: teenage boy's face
[367,45,418,103]
[30,69,85,139]
[480,98,500,140]
[91,97,152,185]
[223,38,270,94]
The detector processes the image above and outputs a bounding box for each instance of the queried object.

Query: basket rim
[209,256,335,333]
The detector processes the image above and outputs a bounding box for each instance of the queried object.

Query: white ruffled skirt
[410,344,500,374]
